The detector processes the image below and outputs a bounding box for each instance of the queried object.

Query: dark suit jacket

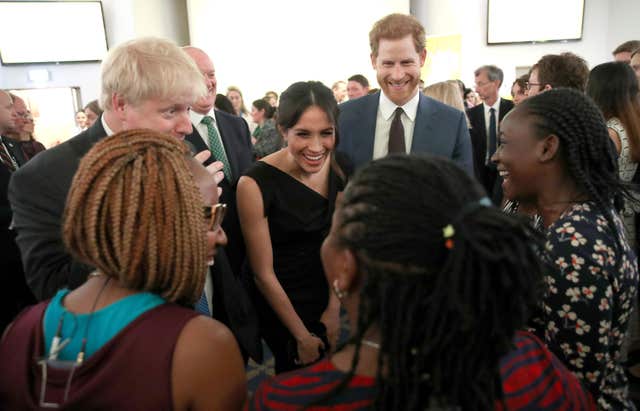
[0,137,35,332]
[185,109,261,361]
[8,121,106,300]
[2,136,27,167]
[337,91,473,174]
[467,98,514,198]
[185,109,253,276]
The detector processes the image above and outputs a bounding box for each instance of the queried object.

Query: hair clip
[443,224,455,249]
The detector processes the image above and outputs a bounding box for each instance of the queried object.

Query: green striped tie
[201,115,232,180]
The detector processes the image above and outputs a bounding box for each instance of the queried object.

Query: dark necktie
[388,107,406,154]
[487,107,497,165]
[201,115,232,180]
[0,140,17,172]
[195,291,210,316]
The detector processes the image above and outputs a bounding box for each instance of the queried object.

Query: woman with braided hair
[492,88,638,409]
[0,129,246,410]
[248,154,594,410]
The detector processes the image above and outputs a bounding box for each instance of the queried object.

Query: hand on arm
[237,176,323,365]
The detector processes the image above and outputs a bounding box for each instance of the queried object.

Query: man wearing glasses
[3,94,28,166]
[526,52,589,97]
[468,65,514,201]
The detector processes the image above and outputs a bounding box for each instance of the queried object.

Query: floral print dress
[529,202,638,410]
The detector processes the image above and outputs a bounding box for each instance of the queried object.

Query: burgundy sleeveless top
[0,300,198,410]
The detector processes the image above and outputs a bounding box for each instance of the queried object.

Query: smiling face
[282,105,336,175]
[372,35,426,106]
[491,111,545,203]
[116,96,193,140]
[185,48,217,114]
[75,111,87,128]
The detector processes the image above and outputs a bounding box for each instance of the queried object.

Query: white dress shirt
[482,100,501,164]
[372,91,420,159]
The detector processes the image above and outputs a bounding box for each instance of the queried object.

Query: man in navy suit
[183,47,260,362]
[467,65,514,198]
[338,14,472,174]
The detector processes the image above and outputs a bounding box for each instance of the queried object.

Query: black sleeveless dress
[243,160,345,373]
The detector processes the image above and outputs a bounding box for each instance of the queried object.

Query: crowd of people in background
[0,12,640,411]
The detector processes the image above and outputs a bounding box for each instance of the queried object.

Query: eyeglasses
[525,82,542,90]
[204,203,227,231]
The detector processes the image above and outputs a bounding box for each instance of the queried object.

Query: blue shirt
[43,289,165,361]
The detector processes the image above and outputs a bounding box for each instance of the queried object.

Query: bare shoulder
[172,316,246,411]
[260,149,285,167]
[607,127,622,155]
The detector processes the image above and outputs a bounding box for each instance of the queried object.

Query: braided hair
[517,88,634,234]
[62,129,208,305]
[316,154,545,410]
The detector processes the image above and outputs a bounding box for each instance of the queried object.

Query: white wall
[187,0,410,106]
[1,0,636,105]
[0,0,189,105]
[412,0,634,96]
[606,0,640,53]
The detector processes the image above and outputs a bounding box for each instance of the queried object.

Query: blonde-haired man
[9,37,206,301]
[338,14,472,173]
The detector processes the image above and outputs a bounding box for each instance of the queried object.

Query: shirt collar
[483,99,500,114]
[101,114,115,136]
[379,90,420,122]
[190,109,216,125]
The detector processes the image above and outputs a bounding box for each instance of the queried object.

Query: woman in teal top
[0,130,246,410]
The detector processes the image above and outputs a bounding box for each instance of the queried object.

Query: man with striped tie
[183,47,260,364]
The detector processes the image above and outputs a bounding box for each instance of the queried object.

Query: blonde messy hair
[99,37,206,111]
[63,129,207,304]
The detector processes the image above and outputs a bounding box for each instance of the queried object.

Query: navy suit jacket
[337,91,473,174]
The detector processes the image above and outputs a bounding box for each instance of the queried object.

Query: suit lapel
[410,94,436,153]
[214,111,239,179]
[353,94,378,165]
[498,98,513,122]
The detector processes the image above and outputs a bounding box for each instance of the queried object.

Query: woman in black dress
[237,81,346,374]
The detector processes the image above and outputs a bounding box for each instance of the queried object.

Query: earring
[332,279,348,300]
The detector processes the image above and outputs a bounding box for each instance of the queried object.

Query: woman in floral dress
[492,88,638,409]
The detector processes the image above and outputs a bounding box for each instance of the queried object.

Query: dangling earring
[332,279,348,300]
